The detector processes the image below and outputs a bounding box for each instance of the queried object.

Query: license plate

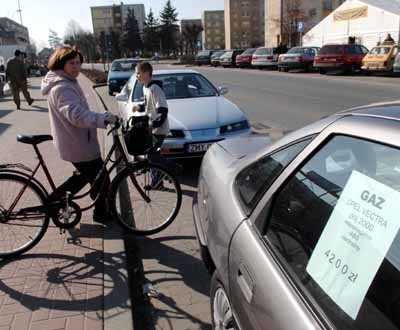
[187,142,214,153]
[284,58,295,62]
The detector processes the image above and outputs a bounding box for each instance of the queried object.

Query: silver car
[193,102,400,330]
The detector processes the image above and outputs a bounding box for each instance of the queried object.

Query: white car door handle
[237,263,254,303]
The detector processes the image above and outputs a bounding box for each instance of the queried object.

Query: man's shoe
[28,99,34,106]
[16,105,20,110]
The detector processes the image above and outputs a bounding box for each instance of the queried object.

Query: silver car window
[265,135,400,330]
[235,138,312,214]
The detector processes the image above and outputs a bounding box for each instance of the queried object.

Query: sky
[1,0,224,50]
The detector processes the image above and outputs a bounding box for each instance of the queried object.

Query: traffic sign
[297,21,304,32]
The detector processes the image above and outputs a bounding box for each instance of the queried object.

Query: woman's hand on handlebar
[104,112,119,126]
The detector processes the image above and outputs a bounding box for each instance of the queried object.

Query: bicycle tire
[0,172,49,258]
[109,162,182,235]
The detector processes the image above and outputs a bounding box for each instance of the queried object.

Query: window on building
[323,0,333,9]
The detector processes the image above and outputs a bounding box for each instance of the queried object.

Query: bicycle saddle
[17,134,53,145]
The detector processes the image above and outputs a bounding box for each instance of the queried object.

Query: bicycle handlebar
[107,118,123,136]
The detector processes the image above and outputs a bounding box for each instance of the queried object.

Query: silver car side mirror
[218,86,228,95]
[115,93,128,102]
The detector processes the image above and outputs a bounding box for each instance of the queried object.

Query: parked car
[251,47,283,69]
[116,69,251,158]
[313,44,369,74]
[278,46,320,72]
[193,101,400,330]
[235,48,257,68]
[393,52,400,73]
[210,50,226,67]
[107,58,139,95]
[220,49,244,67]
[195,50,215,66]
[362,44,399,74]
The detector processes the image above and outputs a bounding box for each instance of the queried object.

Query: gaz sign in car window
[307,170,400,319]
[266,135,400,330]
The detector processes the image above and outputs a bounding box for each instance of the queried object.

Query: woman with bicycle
[41,45,118,223]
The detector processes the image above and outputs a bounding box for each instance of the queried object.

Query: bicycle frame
[2,124,151,219]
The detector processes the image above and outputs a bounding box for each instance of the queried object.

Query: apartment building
[224,0,265,49]
[265,0,345,47]
[91,3,145,36]
[0,17,29,45]
[202,10,225,50]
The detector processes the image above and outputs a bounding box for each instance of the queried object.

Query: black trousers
[52,157,109,213]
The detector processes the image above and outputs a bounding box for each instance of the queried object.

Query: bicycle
[0,119,182,259]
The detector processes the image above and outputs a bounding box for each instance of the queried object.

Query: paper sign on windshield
[306,170,400,319]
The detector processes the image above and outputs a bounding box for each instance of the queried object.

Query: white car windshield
[132,73,219,101]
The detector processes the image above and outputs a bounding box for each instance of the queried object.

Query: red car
[313,44,369,74]
[235,48,257,68]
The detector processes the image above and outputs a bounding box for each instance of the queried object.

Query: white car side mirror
[115,93,128,102]
[218,86,228,95]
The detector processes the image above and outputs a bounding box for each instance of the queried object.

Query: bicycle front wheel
[0,173,49,258]
[109,163,182,235]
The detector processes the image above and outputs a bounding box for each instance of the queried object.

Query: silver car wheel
[213,287,236,330]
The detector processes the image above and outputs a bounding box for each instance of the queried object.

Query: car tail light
[253,55,258,59]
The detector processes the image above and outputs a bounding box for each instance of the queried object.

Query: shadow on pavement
[176,158,202,189]
[19,105,48,112]
[136,235,211,329]
[0,123,11,136]
[0,223,133,320]
[0,249,130,316]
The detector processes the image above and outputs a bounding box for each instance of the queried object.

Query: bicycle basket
[123,114,153,156]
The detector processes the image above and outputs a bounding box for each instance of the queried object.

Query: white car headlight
[220,120,249,134]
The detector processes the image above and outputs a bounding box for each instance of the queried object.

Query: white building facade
[303,0,400,49]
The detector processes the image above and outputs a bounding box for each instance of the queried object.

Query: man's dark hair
[14,50,21,57]
[136,61,153,76]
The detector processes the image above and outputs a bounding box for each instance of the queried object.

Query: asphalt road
[175,65,400,131]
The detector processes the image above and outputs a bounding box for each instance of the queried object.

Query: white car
[115,69,251,158]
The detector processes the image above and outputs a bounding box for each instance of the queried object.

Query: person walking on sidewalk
[41,45,119,223]
[6,49,34,109]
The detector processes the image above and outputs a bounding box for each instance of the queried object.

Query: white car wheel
[211,274,238,330]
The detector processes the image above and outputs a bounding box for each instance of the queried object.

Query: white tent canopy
[303,0,400,50]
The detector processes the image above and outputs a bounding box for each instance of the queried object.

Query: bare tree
[64,20,84,41]
[181,23,203,55]
[272,0,307,47]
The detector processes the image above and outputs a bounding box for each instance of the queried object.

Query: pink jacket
[41,70,107,163]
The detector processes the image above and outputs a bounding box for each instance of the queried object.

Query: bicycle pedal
[59,228,66,235]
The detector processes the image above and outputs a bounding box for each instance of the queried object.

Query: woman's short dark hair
[47,46,83,71]
[136,62,153,76]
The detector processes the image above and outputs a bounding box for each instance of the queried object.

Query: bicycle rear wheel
[109,162,182,235]
[0,173,49,258]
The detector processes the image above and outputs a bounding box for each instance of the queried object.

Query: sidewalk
[0,76,133,329]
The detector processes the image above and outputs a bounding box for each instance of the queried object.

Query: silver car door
[229,219,319,330]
